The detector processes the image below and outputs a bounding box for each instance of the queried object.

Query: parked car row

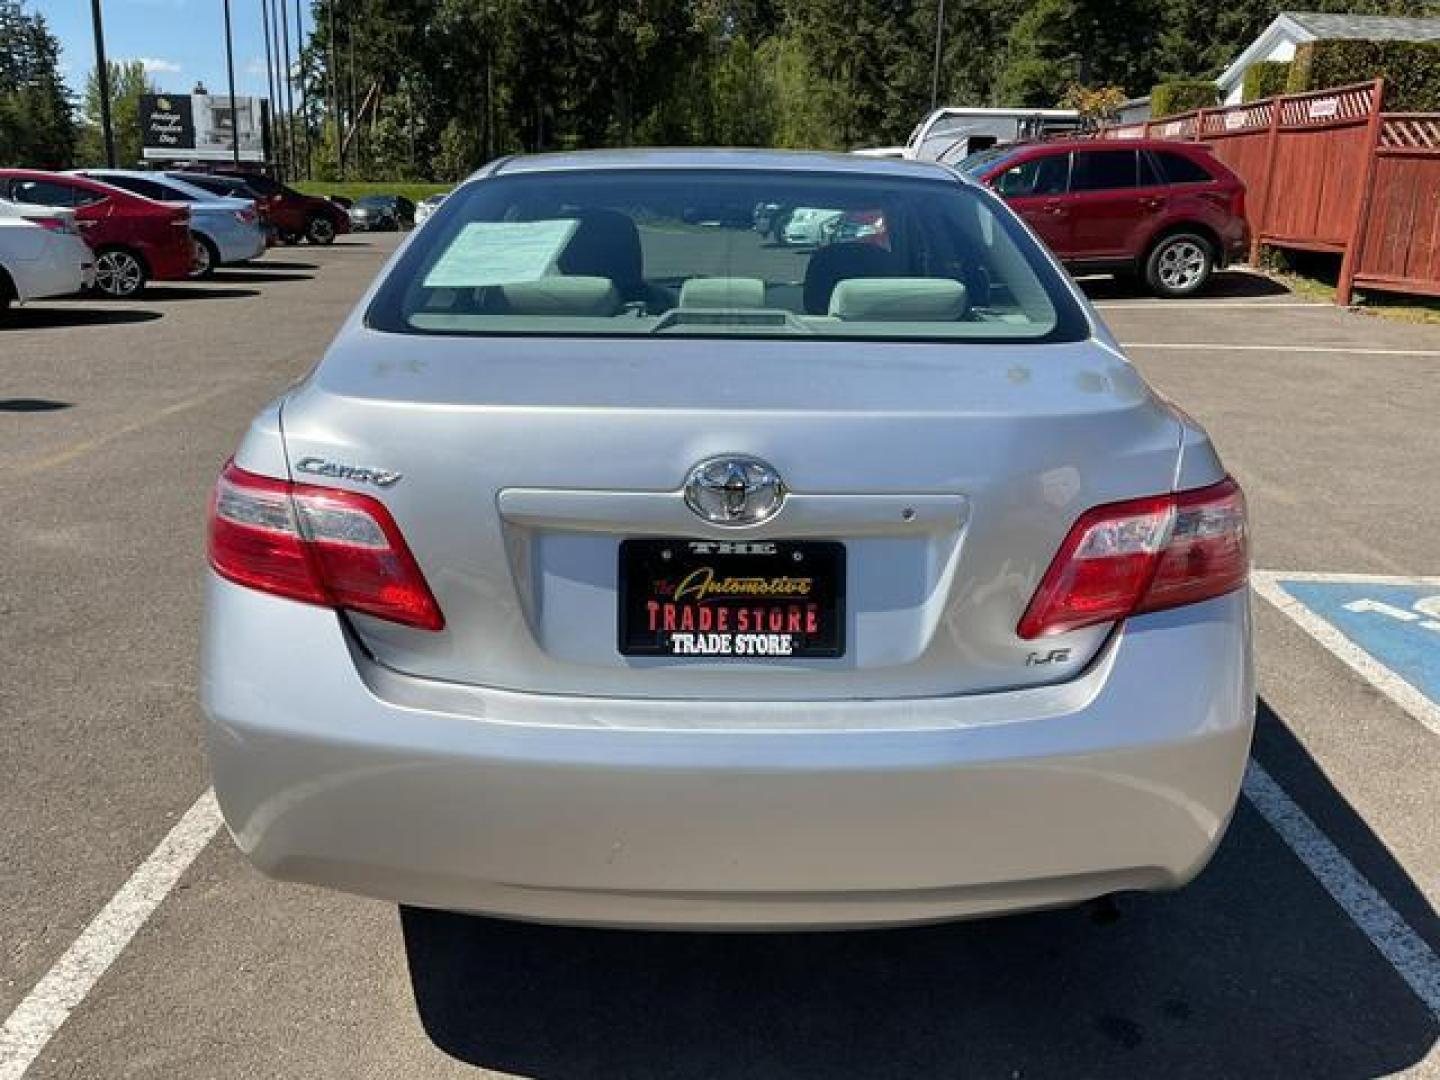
[0,167,369,309]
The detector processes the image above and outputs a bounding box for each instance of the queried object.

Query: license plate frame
[617,538,846,659]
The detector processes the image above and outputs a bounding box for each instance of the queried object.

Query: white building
[1216,11,1440,105]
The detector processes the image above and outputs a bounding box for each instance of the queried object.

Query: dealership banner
[140,94,268,162]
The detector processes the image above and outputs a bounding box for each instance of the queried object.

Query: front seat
[557,209,646,301]
[802,243,899,315]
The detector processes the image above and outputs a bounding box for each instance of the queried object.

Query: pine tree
[0,4,76,167]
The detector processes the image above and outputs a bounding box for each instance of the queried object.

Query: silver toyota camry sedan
[202,149,1253,929]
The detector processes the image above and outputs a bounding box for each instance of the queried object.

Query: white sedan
[781,206,844,246]
[0,199,94,311]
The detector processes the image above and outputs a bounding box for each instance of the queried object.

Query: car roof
[1000,138,1215,153]
[485,147,962,182]
[76,168,245,202]
[169,171,244,184]
[0,168,140,196]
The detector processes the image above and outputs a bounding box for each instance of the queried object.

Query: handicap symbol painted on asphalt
[1252,572,1440,735]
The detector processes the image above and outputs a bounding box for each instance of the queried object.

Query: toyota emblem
[683,455,785,526]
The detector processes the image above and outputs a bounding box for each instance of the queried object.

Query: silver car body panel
[206,149,1252,927]
[204,575,1252,928]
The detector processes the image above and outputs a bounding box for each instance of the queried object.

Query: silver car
[202,149,1253,929]
[74,169,267,277]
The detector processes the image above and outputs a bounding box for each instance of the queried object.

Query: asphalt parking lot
[2,235,1438,1078]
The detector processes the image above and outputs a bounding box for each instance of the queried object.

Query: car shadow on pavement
[138,286,261,301]
[209,270,314,284]
[1,306,162,329]
[0,398,72,412]
[245,259,318,271]
[1080,269,1292,301]
[400,697,1437,1079]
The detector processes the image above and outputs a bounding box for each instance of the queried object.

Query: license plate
[618,539,845,658]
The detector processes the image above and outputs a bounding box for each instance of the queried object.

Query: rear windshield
[366,168,1087,343]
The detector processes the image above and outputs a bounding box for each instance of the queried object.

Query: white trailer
[904,107,1084,163]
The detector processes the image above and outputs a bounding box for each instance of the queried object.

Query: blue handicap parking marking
[1275,577,1440,708]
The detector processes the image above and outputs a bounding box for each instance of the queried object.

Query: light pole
[260,0,281,172]
[327,0,342,177]
[222,0,241,168]
[929,0,946,112]
[268,0,289,177]
[279,0,297,175]
[89,0,116,167]
[295,0,313,180]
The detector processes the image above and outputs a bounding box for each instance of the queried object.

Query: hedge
[1242,61,1291,102]
[1150,79,1219,118]
[1287,39,1440,111]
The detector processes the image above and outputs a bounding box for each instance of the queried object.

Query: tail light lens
[235,207,257,225]
[208,461,444,632]
[1018,477,1247,639]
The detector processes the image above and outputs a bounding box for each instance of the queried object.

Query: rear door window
[994,153,1070,197]
[98,175,185,201]
[1070,151,1139,192]
[8,178,78,206]
[1154,151,1214,184]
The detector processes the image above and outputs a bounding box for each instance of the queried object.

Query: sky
[34,0,305,105]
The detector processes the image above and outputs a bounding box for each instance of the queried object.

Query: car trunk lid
[279,330,1182,700]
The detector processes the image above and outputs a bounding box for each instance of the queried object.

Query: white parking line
[1252,572,1440,738]
[1094,301,1329,310]
[1244,760,1440,1017]
[1125,342,1440,357]
[0,790,221,1080]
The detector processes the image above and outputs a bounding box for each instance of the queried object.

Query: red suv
[966,140,1248,297]
[0,169,194,297]
[208,170,349,245]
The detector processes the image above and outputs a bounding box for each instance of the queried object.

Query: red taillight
[1017,477,1248,639]
[235,207,257,225]
[207,461,444,632]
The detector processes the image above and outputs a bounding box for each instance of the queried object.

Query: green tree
[75,61,155,166]
[757,31,837,147]
[0,4,76,167]
[998,0,1164,104]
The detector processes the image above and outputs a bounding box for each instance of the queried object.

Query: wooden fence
[1100,80,1440,304]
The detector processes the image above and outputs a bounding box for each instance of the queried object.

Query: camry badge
[684,455,785,526]
[294,456,402,487]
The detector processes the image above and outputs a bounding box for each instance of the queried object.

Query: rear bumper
[203,576,1254,928]
[8,250,87,301]
[211,224,267,264]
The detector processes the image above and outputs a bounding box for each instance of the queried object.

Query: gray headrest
[678,277,766,309]
[496,276,621,316]
[828,278,968,321]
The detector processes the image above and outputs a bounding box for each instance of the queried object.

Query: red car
[0,169,193,297]
[966,139,1248,297]
[208,170,349,245]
